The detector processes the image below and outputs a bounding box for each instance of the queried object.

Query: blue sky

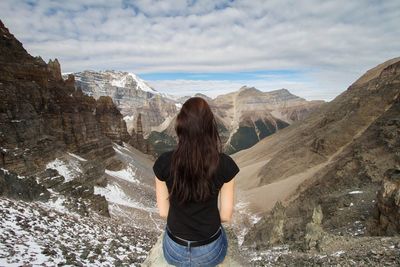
[1,0,399,100]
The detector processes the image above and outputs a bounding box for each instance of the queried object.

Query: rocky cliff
[72,70,179,136]
[0,20,134,216]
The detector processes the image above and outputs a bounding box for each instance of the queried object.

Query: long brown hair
[170,97,222,203]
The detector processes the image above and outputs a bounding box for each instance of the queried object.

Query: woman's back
[153,151,239,241]
[153,97,240,266]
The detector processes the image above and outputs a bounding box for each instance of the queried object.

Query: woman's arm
[219,178,235,223]
[155,176,169,218]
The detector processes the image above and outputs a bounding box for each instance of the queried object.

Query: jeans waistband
[166,226,222,248]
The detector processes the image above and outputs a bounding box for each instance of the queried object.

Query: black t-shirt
[153,150,240,241]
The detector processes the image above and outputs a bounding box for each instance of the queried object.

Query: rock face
[0,168,50,201]
[234,57,400,250]
[48,58,62,81]
[304,205,325,251]
[213,87,322,155]
[0,20,132,217]
[149,87,324,156]
[72,70,179,136]
[0,20,129,175]
[243,201,285,249]
[373,169,400,235]
[95,96,130,145]
[129,113,153,155]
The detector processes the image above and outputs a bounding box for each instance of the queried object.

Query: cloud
[0,0,399,100]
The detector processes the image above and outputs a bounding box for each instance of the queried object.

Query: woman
[153,97,240,267]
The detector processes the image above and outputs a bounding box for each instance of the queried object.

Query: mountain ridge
[232,57,400,263]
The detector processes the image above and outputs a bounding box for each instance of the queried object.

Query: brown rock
[47,58,62,81]
[375,169,400,235]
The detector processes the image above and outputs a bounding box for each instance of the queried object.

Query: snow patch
[348,190,363,194]
[0,168,10,175]
[105,165,139,184]
[331,250,345,257]
[94,184,155,212]
[67,152,87,162]
[46,158,82,182]
[44,197,69,214]
[123,115,134,123]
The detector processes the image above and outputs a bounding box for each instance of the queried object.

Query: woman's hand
[155,176,170,218]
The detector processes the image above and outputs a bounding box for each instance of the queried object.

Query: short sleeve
[221,154,240,183]
[152,152,170,181]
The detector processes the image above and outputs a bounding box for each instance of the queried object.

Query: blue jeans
[162,226,228,267]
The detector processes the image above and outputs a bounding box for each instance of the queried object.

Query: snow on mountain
[0,197,156,266]
[71,70,179,136]
[109,71,157,94]
[73,70,159,97]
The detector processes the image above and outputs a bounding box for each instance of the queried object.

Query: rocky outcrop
[0,168,50,201]
[243,201,285,249]
[373,169,400,235]
[129,113,153,155]
[95,96,130,145]
[48,58,62,81]
[304,205,325,251]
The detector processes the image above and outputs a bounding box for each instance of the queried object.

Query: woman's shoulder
[156,150,174,161]
[153,150,174,181]
[218,152,240,183]
[219,152,235,163]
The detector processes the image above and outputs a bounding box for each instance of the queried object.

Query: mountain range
[70,70,324,155]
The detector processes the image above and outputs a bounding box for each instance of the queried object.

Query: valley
[0,18,399,266]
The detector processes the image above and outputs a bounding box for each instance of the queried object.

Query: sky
[0,0,399,101]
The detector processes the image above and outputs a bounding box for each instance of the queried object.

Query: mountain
[232,58,400,264]
[0,20,163,265]
[212,86,324,153]
[177,93,213,103]
[71,70,179,137]
[70,71,324,156]
[148,86,324,155]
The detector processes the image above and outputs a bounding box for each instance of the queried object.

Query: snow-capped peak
[109,71,157,94]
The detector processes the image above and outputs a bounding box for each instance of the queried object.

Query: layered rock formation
[0,20,133,216]
[149,87,324,156]
[0,19,132,171]
[95,96,130,145]
[212,87,324,154]
[72,70,179,136]
[129,113,153,155]
[233,58,400,256]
